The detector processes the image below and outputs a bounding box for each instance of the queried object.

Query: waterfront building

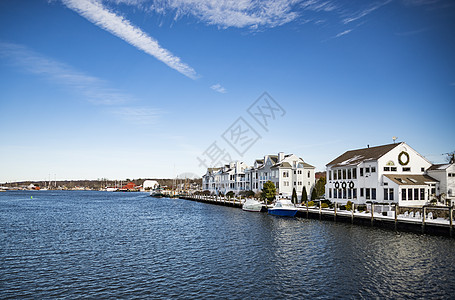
[202,167,221,192]
[142,180,159,190]
[427,162,455,206]
[202,152,315,200]
[202,162,249,195]
[325,142,442,206]
[246,152,315,200]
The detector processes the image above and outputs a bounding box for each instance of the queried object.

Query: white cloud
[334,29,352,38]
[0,41,130,105]
[0,42,162,125]
[210,83,227,93]
[342,0,391,24]
[139,0,302,29]
[62,0,197,79]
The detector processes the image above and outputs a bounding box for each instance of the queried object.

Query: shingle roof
[300,162,315,168]
[384,174,438,186]
[326,143,401,167]
[271,162,292,169]
[428,163,453,171]
[269,155,278,163]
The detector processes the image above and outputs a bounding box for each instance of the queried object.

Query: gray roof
[300,162,315,169]
[384,174,438,186]
[428,163,453,171]
[326,143,400,167]
[271,162,292,169]
[269,155,278,163]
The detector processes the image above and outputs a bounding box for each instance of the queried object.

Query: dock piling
[351,204,354,224]
[371,203,375,227]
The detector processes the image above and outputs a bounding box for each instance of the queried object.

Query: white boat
[242,198,263,212]
[268,199,298,217]
[150,187,164,198]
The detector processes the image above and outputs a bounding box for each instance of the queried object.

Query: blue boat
[268,199,298,217]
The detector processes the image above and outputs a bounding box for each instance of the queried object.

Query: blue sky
[0,0,454,182]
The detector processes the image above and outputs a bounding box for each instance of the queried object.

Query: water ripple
[1,191,455,299]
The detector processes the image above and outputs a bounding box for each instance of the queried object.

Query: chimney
[278,152,285,162]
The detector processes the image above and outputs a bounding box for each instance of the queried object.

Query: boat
[268,199,298,217]
[150,187,165,198]
[242,198,263,212]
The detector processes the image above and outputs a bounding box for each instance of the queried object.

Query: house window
[384,188,389,201]
[338,170,342,179]
[366,188,370,200]
[384,167,390,171]
[403,167,411,172]
[294,170,296,174]
[372,188,376,200]
[391,167,397,171]
[329,188,332,198]
[421,167,425,172]
[420,188,425,200]
[360,168,364,177]
[334,170,337,180]
[334,189,337,198]
[360,188,364,197]
[329,171,332,180]
[402,189,407,200]
[343,189,347,199]
[352,168,357,179]
[408,188,413,200]
[348,188,352,199]
[348,169,352,179]
[343,169,347,179]
[371,167,376,173]
[414,188,419,200]
[294,182,296,186]
[308,171,310,178]
[353,188,357,199]
[365,167,370,173]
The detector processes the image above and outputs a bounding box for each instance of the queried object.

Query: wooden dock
[179,195,454,238]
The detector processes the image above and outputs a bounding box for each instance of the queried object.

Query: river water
[1,191,454,299]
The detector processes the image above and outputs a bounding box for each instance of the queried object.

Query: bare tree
[446,151,455,164]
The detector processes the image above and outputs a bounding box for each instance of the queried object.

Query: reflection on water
[1,191,454,299]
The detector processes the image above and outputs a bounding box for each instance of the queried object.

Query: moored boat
[242,198,263,212]
[150,187,165,198]
[268,199,298,217]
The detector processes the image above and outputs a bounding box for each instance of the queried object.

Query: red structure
[120,182,137,190]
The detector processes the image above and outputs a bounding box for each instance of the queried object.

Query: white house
[203,152,315,201]
[427,162,455,206]
[143,180,159,190]
[326,142,439,206]
[202,162,249,195]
